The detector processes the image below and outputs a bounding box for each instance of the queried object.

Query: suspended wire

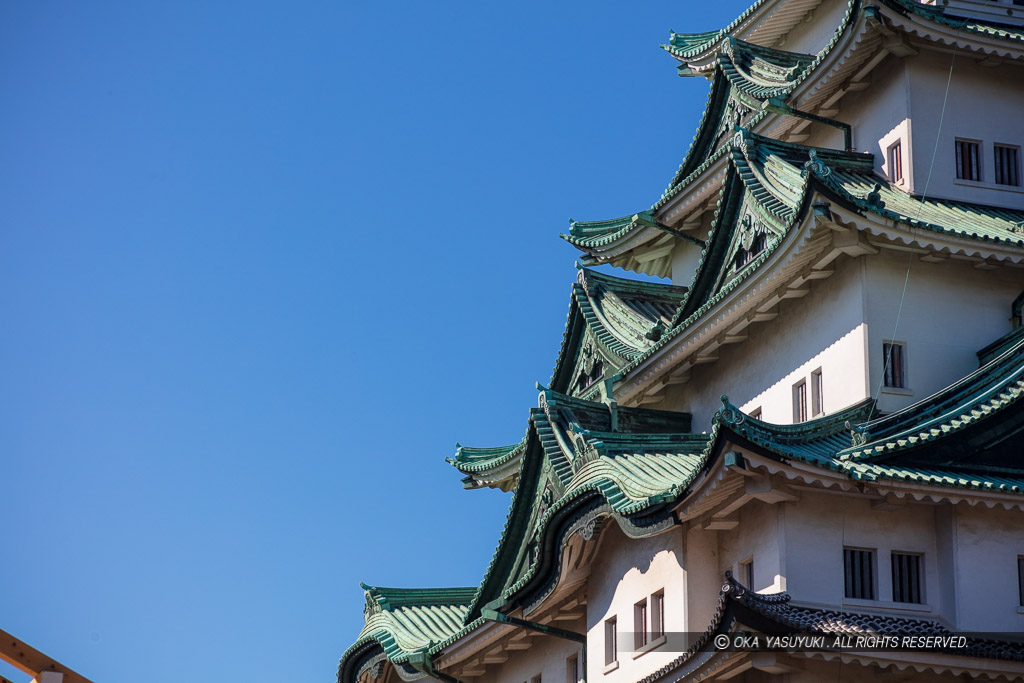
[871,36,961,405]
[840,26,962,683]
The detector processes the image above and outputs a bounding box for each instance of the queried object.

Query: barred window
[995,144,1020,187]
[891,552,923,604]
[883,342,906,389]
[956,139,981,181]
[844,547,875,600]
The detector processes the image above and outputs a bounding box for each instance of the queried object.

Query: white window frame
[793,379,808,423]
[811,368,824,417]
[604,616,618,670]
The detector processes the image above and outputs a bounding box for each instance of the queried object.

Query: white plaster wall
[586,523,685,683]
[951,504,1024,632]
[783,491,941,615]
[664,253,869,428]
[717,500,785,594]
[824,57,910,178]
[485,631,581,683]
[906,50,1024,209]
[671,241,703,288]
[863,251,1022,414]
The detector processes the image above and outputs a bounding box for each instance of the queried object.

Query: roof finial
[863,183,886,209]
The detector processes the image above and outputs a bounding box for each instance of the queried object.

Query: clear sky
[2,2,756,681]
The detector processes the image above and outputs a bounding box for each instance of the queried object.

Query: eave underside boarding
[614,130,1024,404]
[640,574,1024,683]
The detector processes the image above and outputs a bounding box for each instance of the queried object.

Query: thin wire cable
[841,29,962,683]
[871,36,960,405]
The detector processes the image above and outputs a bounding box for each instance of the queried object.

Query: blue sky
[1,2,754,681]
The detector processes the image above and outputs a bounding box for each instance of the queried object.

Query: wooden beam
[0,630,93,683]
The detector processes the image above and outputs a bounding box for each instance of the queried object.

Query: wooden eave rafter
[769,9,886,142]
[434,592,587,680]
[880,2,1024,63]
[656,157,730,229]
[827,202,1024,267]
[794,646,1024,680]
[732,0,829,49]
[740,446,1024,511]
[618,188,1024,407]
[618,199,840,406]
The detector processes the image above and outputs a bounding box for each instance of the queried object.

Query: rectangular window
[956,139,981,181]
[651,591,665,640]
[888,141,903,182]
[740,557,754,588]
[844,547,876,600]
[634,599,648,649]
[604,617,617,666]
[883,342,906,389]
[1018,557,1024,607]
[811,368,824,417]
[793,379,808,422]
[566,655,579,683]
[995,144,1020,187]
[891,552,923,604]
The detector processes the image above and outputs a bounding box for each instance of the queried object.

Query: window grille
[891,552,923,604]
[844,547,875,600]
[995,144,1020,186]
[883,342,906,389]
[956,139,980,181]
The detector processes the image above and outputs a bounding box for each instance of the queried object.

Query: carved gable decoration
[712,197,782,297]
[713,95,754,151]
[568,332,618,400]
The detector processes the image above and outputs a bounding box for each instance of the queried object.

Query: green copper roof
[338,585,476,681]
[823,171,1024,246]
[464,388,700,622]
[883,0,1024,44]
[669,131,872,326]
[714,325,1024,490]
[447,440,526,491]
[616,130,1024,385]
[656,0,861,206]
[563,211,662,249]
[550,267,688,397]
